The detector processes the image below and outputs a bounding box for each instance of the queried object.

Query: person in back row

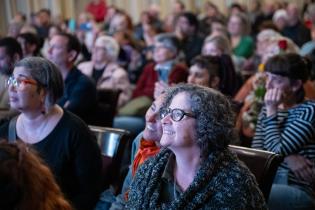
[0,57,102,210]
[47,32,98,124]
[78,35,132,108]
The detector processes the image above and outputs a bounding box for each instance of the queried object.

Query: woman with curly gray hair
[126,84,267,209]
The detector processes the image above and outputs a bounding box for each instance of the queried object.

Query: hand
[154,81,168,99]
[285,155,314,183]
[264,88,283,116]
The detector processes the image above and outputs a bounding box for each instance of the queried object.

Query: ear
[210,76,220,89]
[291,80,302,92]
[67,50,78,63]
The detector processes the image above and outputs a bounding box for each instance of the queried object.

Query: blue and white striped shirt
[252,100,315,193]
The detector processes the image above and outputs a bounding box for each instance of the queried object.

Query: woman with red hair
[0,141,73,210]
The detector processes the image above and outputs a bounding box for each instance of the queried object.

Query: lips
[163,130,175,135]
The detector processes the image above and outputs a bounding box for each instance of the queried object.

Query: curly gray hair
[163,83,237,157]
[14,56,64,110]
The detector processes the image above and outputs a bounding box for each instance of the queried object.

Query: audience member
[114,33,187,135]
[0,141,73,210]
[0,37,22,111]
[282,3,311,47]
[174,12,204,65]
[17,32,41,57]
[252,53,315,210]
[126,84,267,209]
[85,0,107,23]
[96,94,164,210]
[78,35,132,108]
[228,13,254,59]
[188,55,239,97]
[47,32,98,123]
[0,57,102,210]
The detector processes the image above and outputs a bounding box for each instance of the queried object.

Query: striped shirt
[252,100,315,194]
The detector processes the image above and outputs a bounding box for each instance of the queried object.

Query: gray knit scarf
[125,148,267,210]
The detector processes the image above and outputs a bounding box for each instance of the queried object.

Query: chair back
[228,145,283,201]
[89,125,131,191]
[89,89,121,127]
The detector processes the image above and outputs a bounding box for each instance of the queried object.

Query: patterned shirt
[252,100,315,193]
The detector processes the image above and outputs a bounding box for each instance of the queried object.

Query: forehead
[13,66,31,77]
[50,35,68,45]
[189,64,207,73]
[169,92,191,110]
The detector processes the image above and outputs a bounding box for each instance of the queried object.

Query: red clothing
[132,62,188,99]
[132,138,160,176]
[85,0,107,22]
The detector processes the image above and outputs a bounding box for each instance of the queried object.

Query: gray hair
[154,33,180,54]
[163,84,237,157]
[94,35,120,60]
[203,35,232,55]
[14,57,64,110]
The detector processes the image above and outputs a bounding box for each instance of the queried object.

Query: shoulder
[60,110,92,133]
[77,61,94,75]
[291,101,315,121]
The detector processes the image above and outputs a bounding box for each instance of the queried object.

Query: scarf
[126,149,267,210]
[132,138,160,176]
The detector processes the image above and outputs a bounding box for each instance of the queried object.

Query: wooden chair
[89,125,131,193]
[228,145,283,201]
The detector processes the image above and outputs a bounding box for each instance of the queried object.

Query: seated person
[0,57,102,210]
[95,94,164,210]
[17,32,41,58]
[78,35,132,108]
[47,32,98,124]
[114,33,188,135]
[0,141,73,210]
[252,53,315,210]
[126,84,267,209]
[187,55,239,97]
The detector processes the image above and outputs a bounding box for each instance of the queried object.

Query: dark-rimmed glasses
[6,76,37,89]
[160,108,195,122]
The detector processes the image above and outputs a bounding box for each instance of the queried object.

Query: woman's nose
[161,113,172,124]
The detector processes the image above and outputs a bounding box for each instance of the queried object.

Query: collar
[154,60,174,72]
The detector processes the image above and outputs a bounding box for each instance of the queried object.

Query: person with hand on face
[126,84,267,210]
[96,94,165,210]
[252,53,315,210]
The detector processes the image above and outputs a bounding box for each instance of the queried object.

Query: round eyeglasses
[6,76,37,89]
[160,108,195,122]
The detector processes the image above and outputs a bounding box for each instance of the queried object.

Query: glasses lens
[172,109,184,121]
[160,108,168,119]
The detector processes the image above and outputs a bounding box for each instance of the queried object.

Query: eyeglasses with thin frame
[160,108,195,122]
[6,76,37,89]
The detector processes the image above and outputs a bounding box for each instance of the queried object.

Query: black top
[57,66,97,123]
[282,21,311,47]
[0,110,102,210]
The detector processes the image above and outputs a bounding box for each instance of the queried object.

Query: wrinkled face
[48,35,69,67]
[160,92,197,151]
[8,66,44,112]
[0,47,14,75]
[202,42,223,56]
[153,41,175,63]
[227,15,243,36]
[187,65,210,87]
[142,95,164,142]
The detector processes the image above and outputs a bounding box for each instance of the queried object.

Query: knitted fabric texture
[126,148,267,210]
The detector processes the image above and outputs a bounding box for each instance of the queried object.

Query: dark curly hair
[162,83,237,158]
